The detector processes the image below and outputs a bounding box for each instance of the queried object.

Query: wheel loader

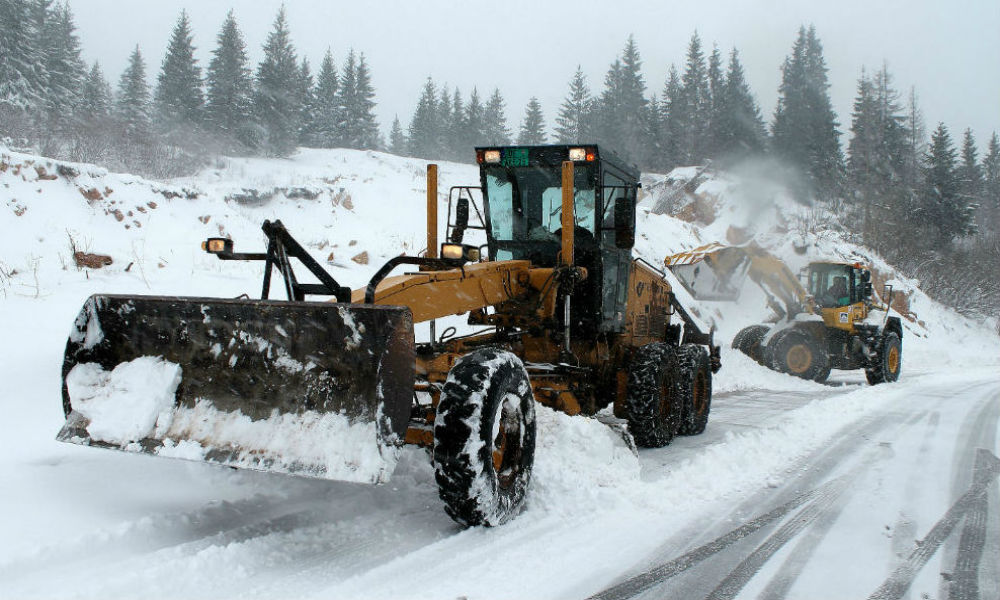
[57,145,720,527]
[665,242,902,384]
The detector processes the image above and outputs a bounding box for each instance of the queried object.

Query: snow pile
[529,406,641,514]
[159,400,398,484]
[65,357,182,444]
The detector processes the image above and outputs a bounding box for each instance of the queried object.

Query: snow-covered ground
[1,146,998,599]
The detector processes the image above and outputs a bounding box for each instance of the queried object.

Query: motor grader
[58,145,720,527]
[665,242,902,384]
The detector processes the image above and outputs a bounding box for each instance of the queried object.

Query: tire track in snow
[946,387,1000,600]
[868,449,1000,600]
[590,402,927,600]
[589,437,897,600]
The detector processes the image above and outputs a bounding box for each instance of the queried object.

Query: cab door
[599,167,634,333]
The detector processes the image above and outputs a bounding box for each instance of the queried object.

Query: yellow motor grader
[58,145,720,527]
[665,242,902,384]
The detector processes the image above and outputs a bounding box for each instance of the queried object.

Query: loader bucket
[664,244,752,301]
[57,294,415,484]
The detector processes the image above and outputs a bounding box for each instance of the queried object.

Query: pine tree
[155,10,204,132]
[253,7,300,156]
[448,88,465,160]
[437,84,452,157]
[388,115,406,156]
[772,25,844,201]
[705,44,725,158]
[205,10,254,150]
[554,66,592,143]
[345,53,380,149]
[407,77,439,158]
[595,36,648,163]
[463,87,485,149]
[957,128,984,230]
[920,123,973,243]
[679,31,711,164]
[308,49,339,147]
[981,133,1000,234]
[846,65,909,246]
[657,65,684,171]
[484,88,510,145]
[336,50,356,145]
[38,2,85,123]
[295,57,314,144]
[713,48,766,164]
[0,0,44,118]
[517,97,546,145]
[116,46,152,142]
[80,61,112,119]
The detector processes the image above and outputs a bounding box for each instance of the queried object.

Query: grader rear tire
[433,348,536,527]
[626,343,681,448]
[677,344,713,436]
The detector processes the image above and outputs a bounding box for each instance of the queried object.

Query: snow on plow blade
[57,294,415,484]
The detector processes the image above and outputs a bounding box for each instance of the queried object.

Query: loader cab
[476,145,639,333]
[807,262,871,309]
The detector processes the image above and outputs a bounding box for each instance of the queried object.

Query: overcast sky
[72,0,999,153]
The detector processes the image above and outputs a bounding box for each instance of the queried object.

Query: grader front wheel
[433,348,536,527]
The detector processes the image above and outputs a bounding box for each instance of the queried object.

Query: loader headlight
[441,243,480,263]
[202,238,233,254]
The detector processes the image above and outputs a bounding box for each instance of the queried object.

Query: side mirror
[613,195,635,249]
[863,282,873,298]
[450,197,469,243]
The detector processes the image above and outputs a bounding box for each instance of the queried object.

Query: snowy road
[3,323,997,600]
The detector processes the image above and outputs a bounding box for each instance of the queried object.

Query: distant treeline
[0,1,997,318]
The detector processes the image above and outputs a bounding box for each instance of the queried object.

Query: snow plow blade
[57,294,415,484]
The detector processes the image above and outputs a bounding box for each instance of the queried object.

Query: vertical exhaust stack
[426,164,438,259]
[560,161,575,267]
[560,161,575,361]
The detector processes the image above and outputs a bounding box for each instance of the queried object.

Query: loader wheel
[626,343,681,448]
[732,324,770,364]
[865,332,901,385]
[769,330,829,382]
[433,348,536,527]
[677,344,712,436]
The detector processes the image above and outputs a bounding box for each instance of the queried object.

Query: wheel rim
[492,397,523,490]
[785,343,813,374]
[887,345,900,373]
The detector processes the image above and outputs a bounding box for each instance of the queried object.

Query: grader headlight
[441,243,480,263]
[202,238,233,254]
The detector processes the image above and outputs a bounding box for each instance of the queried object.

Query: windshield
[809,264,854,308]
[483,165,596,262]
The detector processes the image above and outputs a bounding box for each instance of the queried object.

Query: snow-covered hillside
[1,146,998,600]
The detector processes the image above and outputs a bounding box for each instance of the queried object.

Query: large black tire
[433,348,536,527]
[676,344,713,436]
[767,329,830,382]
[626,343,681,448]
[732,324,770,364]
[865,331,902,385]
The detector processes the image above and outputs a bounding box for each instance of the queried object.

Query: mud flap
[57,294,414,484]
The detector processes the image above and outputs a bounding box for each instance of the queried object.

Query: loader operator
[822,276,849,307]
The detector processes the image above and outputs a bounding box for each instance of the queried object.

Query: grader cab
[58,145,719,527]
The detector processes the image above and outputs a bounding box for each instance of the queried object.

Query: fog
[72,0,999,146]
